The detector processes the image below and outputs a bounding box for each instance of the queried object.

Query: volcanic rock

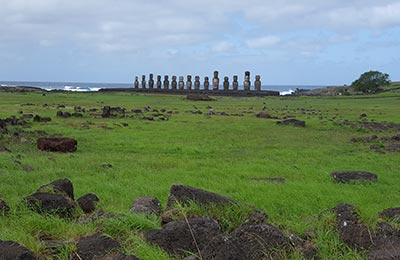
[24,192,75,218]
[74,234,121,260]
[37,137,77,152]
[130,196,162,216]
[144,217,222,256]
[276,119,306,127]
[0,240,36,260]
[331,171,377,183]
[379,207,400,219]
[77,193,99,214]
[0,199,10,216]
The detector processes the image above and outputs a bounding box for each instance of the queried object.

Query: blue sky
[0,0,399,85]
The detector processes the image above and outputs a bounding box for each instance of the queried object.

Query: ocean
[0,81,324,95]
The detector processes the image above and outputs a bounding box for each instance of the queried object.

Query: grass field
[0,91,399,259]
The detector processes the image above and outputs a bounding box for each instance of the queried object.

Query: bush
[351,71,390,93]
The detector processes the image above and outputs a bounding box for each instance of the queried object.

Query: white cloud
[212,41,235,53]
[246,36,280,49]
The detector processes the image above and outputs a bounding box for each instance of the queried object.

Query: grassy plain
[0,91,399,259]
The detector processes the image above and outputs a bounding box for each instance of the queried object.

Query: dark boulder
[56,111,71,118]
[130,196,162,216]
[77,193,99,214]
[96,252,141,260]
[331,171,377,183]
[201,234,247,260]
[33,115,51,122]
[37,178,74,200]
[332,204,375,250]
[102,106,112,118]
[379,207,400,219]
[37,137,77,152]
[166,184,236,209]
[232,224,291,260]
[276,119,306,127]
[367,235,400,260]
[144,217,222,256]
[0,240,36,260]
[74,234,121,260]
[24,192,75,218]
[0,199,10,216]
[255,112,277,119]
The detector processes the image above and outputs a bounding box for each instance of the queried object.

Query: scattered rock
[255,112,277,119]
[331,171,377,183]
[367,235,400,260]
[102,106,126,118]
[232,224,291,259]
[201,234,247,260]
[186,94,214,101]
[33,115,51,122]
[250,177,286,183]
[37,178,75,200]
[74,234,121,260]
[332,204,375,250]
[130,196,162,216]
[276,119,306,127]
[37,137,77,152]
[0,146,11,153]
[96,252,141,260]
[24,192,75,218]
[166,184,236,209]
[101,163,113,169]
[0,240,36,260]
[0,199,10,216]
[56,111,71,118]
[144,217,222,256]
[77,193,99,214]
[161,208,181,226]
[379,207,400,219]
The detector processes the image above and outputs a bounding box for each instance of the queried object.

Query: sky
[0,0,399,85]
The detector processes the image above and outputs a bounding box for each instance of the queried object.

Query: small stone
[331,171,378,183]
[22,165,33,172]
[130,197,162,216]
[77,193,100,214]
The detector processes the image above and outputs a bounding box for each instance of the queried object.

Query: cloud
[246,36,281,49]
[212,41,235,53]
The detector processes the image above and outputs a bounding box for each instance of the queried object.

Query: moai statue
[171,76,177,90]
[244,71,251,91]
[212,71,219,90]
[163,75,169,90]
[148,74,154,89]
[194,76,200,90]
[186,75,192,90]
[223,76,229,91]
[134,76,139,89]
[232,75,239,91]
[141,75,146,89]
[204,77,210,90]
[254,75,261,91]
[178,76,185,90]
[156,75,162,89]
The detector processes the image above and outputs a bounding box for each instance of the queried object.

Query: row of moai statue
[133,71,262,91]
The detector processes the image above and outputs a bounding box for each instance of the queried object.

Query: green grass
[1,91,399,259]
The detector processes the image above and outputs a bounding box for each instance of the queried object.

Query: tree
[351,71,390,93]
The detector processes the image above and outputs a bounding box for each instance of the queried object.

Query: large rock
[332,204,375,250]
[37,178,75,200]
[37,137,77,152]
[0,240,36,260]
[276,119,306,127]
[77,193,99,214]
[200,235,247,260]
[24,192,75,218]
[331,171,377,183]
[0,199,10,216]
[144,217,222,256]
[166,184,236,209]
[232,224,291,260]
[367,235,400,260]
[130,196,162,216]
[379,207,400,219]
[74,234,121,260]
[96,252,141,260]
